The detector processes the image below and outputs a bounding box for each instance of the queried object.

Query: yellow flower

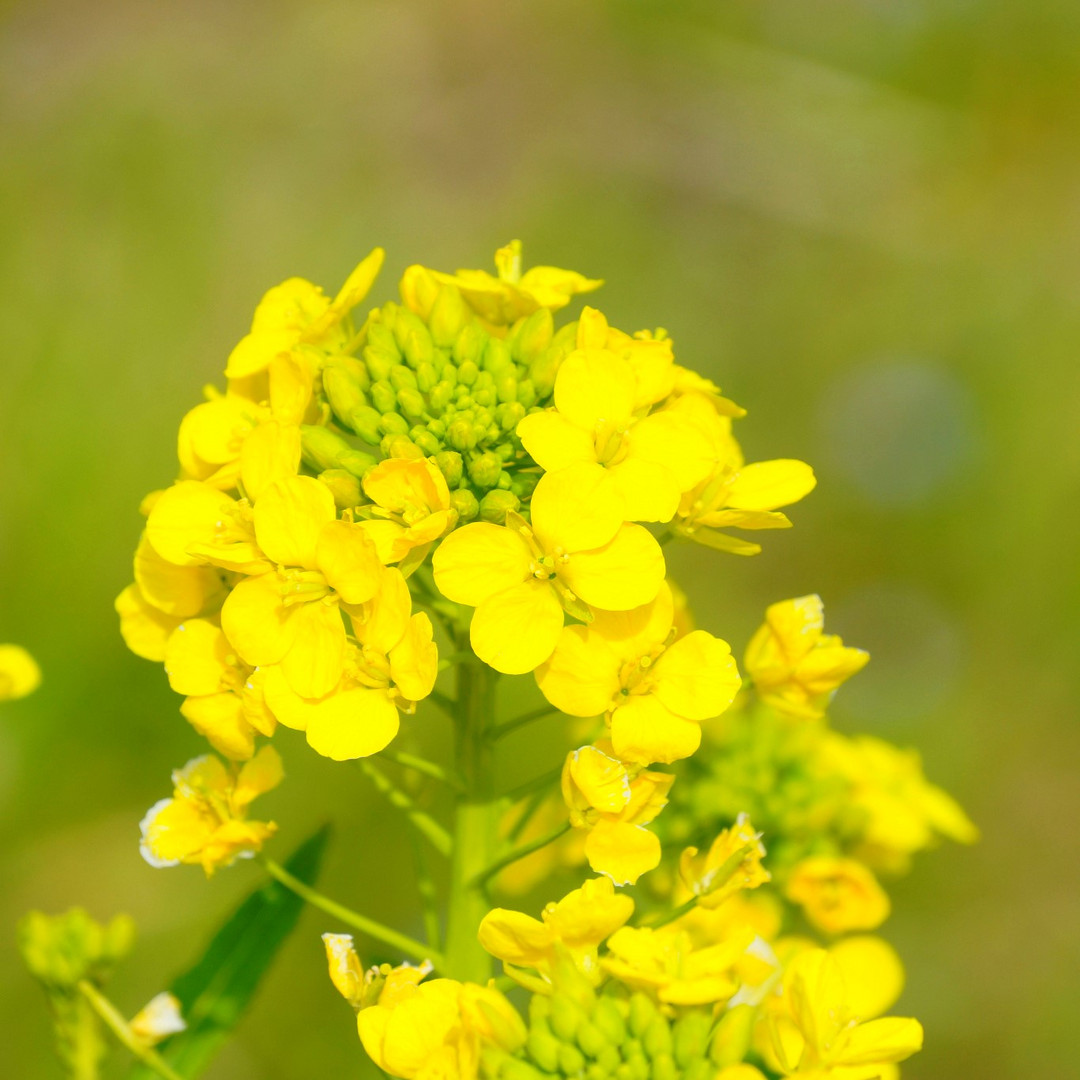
[671,393,816,555]
[433,468,665,674]
[827,936,905,1021]
[785,857,890,935]
[360,457,455,567]
[164,619,276,760]
[561,743,673,885]
[744,596,869,720]
[770,948,922,1077]
[139,746,282,875]
[322,933,367,1009]
[535,582,739,763]
[263,566,437,760]
[479,878,634,983]
[224,249,385,379]
[115,583,183,661]
[422,240,601,329]
[601,924,755,1006]
[516,334,713,523]
[679,814,771,908]
[221,475,383,698]
[0,644,41,700]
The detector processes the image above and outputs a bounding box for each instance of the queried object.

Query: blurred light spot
[818,358,978,506]
[830,582,962,726]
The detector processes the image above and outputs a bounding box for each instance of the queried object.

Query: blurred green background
[2,0,1077,1076]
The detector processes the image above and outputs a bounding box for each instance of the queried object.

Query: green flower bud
[371,380,398,414]
[592,999,627,1048]
[393,307,429,353]
[380,434,423,460]
[642,1016,672,1060]
[469,451,503,489]
[558,1045,586,1075]
[672,1012,711,1069]
[447,420,478,451]
[483,337,513,375]
[458,359,479,387]
[351,405,384,445]
[527,1028,561,1073]
[442,363,460,386]
[339,449,378,478]
[429,285,471,348]
[496,401,527,432]
[367,320,401,359]
[516,378,538,409]
[404,326,435,370]
[709,1004,755,1067]
[625,1054,649,1080]
[300,425,355,473]
[500,1056,550,1080]
[19,909,135,990]
[596,1045,621,1073]
[397,386,427,420]
[450,488,479,522]
[473,386,495,408]
[549,995,584,1043]
[650,1053,678,1080]
[412,429,441,456]
[614,1064,634,1080]
[496,372,518,404]
[576,1021,608,1059]
[454,322,487,366]
[390,364,418,392]
[318,468,363,508]
[682,1060,712,1080]
[585,1065,609,1080]
[379,412,410,437]
[323,360,369,428]
[416,361,438,394]
[628,994,658,1039]
[516,308,555,364]
[429,381,455,411]
[435,450,464,487]
[363,344,397,383]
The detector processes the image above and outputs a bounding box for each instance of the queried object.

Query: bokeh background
[2,1,1078,1076]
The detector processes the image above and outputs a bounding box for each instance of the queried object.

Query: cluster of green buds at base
[484,986,753,1080]
[315,281,577,525]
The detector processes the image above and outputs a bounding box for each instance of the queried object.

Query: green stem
[444,646,499,982]
[76,981,184,1080]
[260,856,441,967]
[358,759,453,855]
[501,764,562,801]
[410,830,442,953]
[490,704,559,740]
[379,747,465,791]
[471,821,572,888]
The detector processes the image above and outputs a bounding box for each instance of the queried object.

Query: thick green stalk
[444,647,499,981]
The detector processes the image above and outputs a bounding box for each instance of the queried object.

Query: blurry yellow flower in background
[785,856,890,935]
[0,643,41,700]
[139,746,283,875]
[679,814,771,908]
[745,596,869,720]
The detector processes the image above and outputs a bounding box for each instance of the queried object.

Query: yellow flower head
[417,240,602,330]
[561,742,673,885]
[221,475,384,698]
[0,644,41,701]
[263,565,437,760]
[827,936,905,1021]
[671,393,816,556]
[679,814,771,909]
[785,857,890,936]
[360,457,455,567]
[744,596,869,720]
[139,746,283,875]
[601,923,755,1006]
[165,618,276,760]
[479,877,634,984]
[433,468,665,674]
[536,581,740,763]
[770,948,922,1077]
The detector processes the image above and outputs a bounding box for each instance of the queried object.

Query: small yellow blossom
[536,582,739,763]
[322,933,367,1009]
[263,566,437,760]
[479,878,634,983]
[785,857,890,935]
[769,948,922,1077]
[433,468,665,674]
[139,746,283,875]
[225,249,385,379]
[0,643,41,700]
[601,924,755,1006]
[221,475,383,698]
[828,936,905,1021]
[745,596,869,720]
[129,992,186,1046]
[671,393,816,555]
[561,743,673,885]
[679,814,771,908]
[360,457,455,567]
[164,618,276,760]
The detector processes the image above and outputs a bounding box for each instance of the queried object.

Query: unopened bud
[366,321,400,359]
[482,337,513,375]
[672,1011,711,1068]
[363,344,396,383]
[468,451,503,489]
[322,933,365,1009]
[404,326,435,370]
[450,488,480,522]
[435,451,463,487]
[318,469,363,508]
[380,435,424,460]
[516,307,554,363]
[591,998,627,1047]
[323,361,369,429]
[453,323,487,366]
[516,379,538,408]
[428,285,471,347]
[412,429,441,456]
[457,360,479,387]
[350,405,383,445]
[399,265,440,320]
[447,420,478,451]
[709,1004,755,1067]
[397,387,427,420]
[379,412,410,437]
[300,425,355,473]
[370,381,397,414]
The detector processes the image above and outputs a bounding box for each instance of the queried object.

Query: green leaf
[129,825,330,1079]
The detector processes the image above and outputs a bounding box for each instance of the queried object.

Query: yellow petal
[305,687,400,760]
[585,821,660,886]
[589,581,675,663]
[478,909,553,967]
[241,420,301,502]
[536,626,621,717]
[253,475,336,569]
[567,746,631,813]
[139,795,216,867]
[607,457,681,523]
[610,694,701,764]
[548,877,635,947]
[134,534,225,618]
[432,523,531,606]
[652,631,741,721]
[835,1017,924,1067]
[828,936,905,1020]
[252,276,329,334]
[784,949,848,1052]
[315,520,381,605]
[471,580,564,674]
[278,599,346,699]
[235,745,284,804]
[560,524,665,611]
[146,482,238,567]
[260,664,310,731]
[225,328,295,379]
[796,643,870,695]
[628,410,714,492]
[165,620,231,696]
[389,613,438,702]
[177,397,256,474]
[362,457,450,515]
[329,247,386,315]
[220,572,296,667]
[519,266,603,310]
[554,348,635,429]
[267,353,313,424]
[350,566,412,654]
[516,411,596,473]
[115,584,181,662]
[530,462,624,553]
[727,459,816,511]
[180,692,255,761]
[0,644,41,700]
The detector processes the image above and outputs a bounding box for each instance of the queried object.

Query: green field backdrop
[2,2,1078,1077]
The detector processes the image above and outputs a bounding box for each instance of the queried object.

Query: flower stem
[470,821,572,888]
[490,704,559,740]
[76,981,184,1080]
[378,747,465,791]
[358,759,453,855]
[259,855,441,967]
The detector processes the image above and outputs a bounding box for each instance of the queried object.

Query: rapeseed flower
[0,643,41,700]
[785,857,890,935]
[359,457,455,567]
[139,746,282,875]
[536,582,740,762]
[679,814,771,908]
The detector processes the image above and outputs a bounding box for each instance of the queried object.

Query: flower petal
[727,459,816,511]
[471,581,564,674]
[610,694,701,764]
[652,630,741,722]
[560,524,665,611]
[432,523,531,606]
[253,475,336,569]
[305,688,401,760]
[278,600,346,699]
[554,348,635,429]
[585,821,660,886]
[530,462,623,553]
[516,411,596,473]
[535,625,621,717]
[221,572,296,667]
[316,520,382,605]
